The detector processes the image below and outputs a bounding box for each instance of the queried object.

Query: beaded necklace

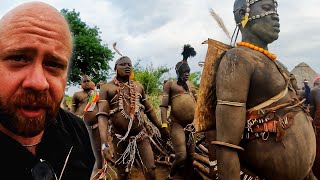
[113,77,141,142]
[113,77,136,119]
[237,42,277,60]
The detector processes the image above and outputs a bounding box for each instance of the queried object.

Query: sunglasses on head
[31,159,58,180]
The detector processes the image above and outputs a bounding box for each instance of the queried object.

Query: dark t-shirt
[0,108,95,180]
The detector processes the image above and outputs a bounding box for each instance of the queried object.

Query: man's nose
[22,64,49,91]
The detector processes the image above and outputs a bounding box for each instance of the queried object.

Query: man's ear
[239,8,246,20]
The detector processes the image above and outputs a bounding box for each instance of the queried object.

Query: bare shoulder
[99,80,115,93]
[219,47,256,74]
[72,91,82,98]
[224,47,255,63]
[187,80,196,89]
[133,81,144,91]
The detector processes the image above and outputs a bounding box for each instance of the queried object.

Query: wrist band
[101,143,109,151]
[161,123,168,128]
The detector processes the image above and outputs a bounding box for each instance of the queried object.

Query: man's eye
[262,5,272,11]
[7,55,28,62]
[44,61,65,69]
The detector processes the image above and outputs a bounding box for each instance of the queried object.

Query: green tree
[133,61,170,95]
[189,71,201,88]
[61,9,113,85]
[168,71,202,88]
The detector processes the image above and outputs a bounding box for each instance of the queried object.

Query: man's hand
[160,127,170,141]
[102,144,115,164]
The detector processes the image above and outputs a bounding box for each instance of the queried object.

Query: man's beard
[0,90,59,137]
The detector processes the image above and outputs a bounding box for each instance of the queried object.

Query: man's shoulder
[133,80,143,87]
[225,47,250,58]
[221,47,258,66]
[73,91,84,97]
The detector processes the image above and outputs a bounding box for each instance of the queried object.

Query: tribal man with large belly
[213,0,317,179]
[97,48,170,180]
[161,45,197,180]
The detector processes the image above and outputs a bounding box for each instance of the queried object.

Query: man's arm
[160,81,171,126]
[97,85,112,147]
[71,93,78,113]
[139,83,162,129]
[215,51,254,179]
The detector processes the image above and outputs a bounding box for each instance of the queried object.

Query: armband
[96,112,110,118]
[211,141,244,151]
[217,100,246,107]
[161,123,168,128]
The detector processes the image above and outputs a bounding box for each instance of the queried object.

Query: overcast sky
[1,0,320,95]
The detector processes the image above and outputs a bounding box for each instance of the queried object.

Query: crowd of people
[1,1,320,180]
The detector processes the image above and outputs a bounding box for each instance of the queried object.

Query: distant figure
[71,75,103,177]
[304,79,311,106]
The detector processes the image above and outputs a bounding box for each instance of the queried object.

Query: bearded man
[213,0,316,179]
[161,45,197,180]
[71,75,103,177]
[97,47,170,180]
[0,2,94,179]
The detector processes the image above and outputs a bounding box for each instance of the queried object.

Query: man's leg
[113,138,129,180]
[168,121,187,179]
[137,138,156,180]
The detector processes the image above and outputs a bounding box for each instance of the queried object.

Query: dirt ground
[100,164,191,180]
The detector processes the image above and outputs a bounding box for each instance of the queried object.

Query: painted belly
[170,94,196,127]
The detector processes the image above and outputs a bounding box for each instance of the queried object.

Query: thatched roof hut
[291,62,319,89]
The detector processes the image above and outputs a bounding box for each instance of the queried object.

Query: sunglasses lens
[32,161,57,180]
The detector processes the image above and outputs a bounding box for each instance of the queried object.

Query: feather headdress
[181,44,197,61]
[113,42,123,56]
[209,8,231,39]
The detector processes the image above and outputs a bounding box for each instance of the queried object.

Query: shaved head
[0,2,73,137]
[0,2,72,58]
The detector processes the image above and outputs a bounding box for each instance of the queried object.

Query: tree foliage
[133,61,170,95]
[189,71,201,88]
[61,9,113,85]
